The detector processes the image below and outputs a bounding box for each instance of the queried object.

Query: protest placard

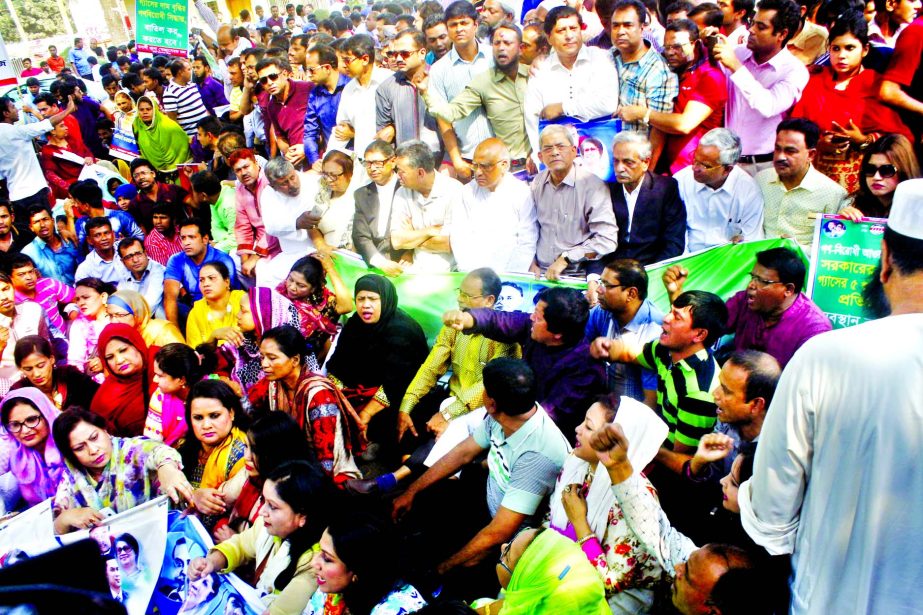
[808,215,885,329]
[0,34,17,87]
[136,0,190,57]
[537,116,623,182]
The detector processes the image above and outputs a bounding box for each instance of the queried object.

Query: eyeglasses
[361,158,392,168]
[120,250,145,261]
[323,170,345,180]
[257,72,282,85]
[457,288,484,300]
[862,163,897,179]
[498,540,514,577]
[747,273,784,288]
[108,311,132,319]
[5,414,43,433]
[341,55,363,65]
[306,64,331,74]
[385,49,418,59]
[116,545,134,554]
[470,161,500,172]
[662,42,693,52]
[692,159,724,171]
[598,280,625,291]
[540,143,571,153]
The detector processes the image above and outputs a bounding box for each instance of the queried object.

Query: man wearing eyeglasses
[117,237,167,318]
[662,246,831,368]
[303,44,352,170]
[255,57,312,169]
[674,128,764,253]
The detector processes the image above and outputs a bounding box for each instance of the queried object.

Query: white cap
[537,0,566,13]
[888,178,923,240]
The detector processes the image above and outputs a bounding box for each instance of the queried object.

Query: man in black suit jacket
[602,131,686,267]
[351,140,412,275]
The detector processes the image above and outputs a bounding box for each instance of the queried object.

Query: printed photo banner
[0,34,17,87]
[537,116,623,183]
[329,237,809,343]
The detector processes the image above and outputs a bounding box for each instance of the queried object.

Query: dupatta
[1,388,64,506]
[91,323,158,437]
[132,94,192,172]
[199,426,248,490]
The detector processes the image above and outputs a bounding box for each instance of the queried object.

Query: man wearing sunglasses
[255,57,312,169]
[303,44,352,170]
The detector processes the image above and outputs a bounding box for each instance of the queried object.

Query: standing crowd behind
[1,0,922,613]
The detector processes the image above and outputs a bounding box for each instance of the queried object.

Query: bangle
[577,534,595,546]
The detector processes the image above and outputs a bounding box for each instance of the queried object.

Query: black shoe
[345,477,380,495]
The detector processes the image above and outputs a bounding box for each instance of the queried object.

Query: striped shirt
[14,278,75,337]
[636,340,719,449]
[144,228,183,267]
[163,81,210,136]
[613,44,679,134]
[427,44,494,158]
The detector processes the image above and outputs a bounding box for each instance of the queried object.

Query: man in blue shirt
[303,44,351,168]
[67,180,144,252]
[67,38,93,79]
[163,218,238,328]
[22,205,80,286]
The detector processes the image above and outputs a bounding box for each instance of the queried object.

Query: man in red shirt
[255,57,312,169]
[881,16,923,142]
[618,19,728,173]
[46,45,66,73]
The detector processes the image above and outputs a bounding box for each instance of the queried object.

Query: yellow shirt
[185,290,247,348]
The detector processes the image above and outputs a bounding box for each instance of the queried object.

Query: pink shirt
[14,278,75,334]
[725,47,809,156]
[234,169,281,258]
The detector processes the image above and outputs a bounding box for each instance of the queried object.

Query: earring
[352,575,358,583]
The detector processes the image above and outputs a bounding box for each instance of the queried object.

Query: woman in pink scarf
[0,387,65,508]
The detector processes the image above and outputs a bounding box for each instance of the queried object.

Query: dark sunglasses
[385,49,417,60]
[862,164,897,179]
[257,72,282,85]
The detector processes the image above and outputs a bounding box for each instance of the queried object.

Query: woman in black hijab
[326,275,429,465]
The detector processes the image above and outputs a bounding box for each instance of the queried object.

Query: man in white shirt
[739,180,923,615]
[674,128,764,253]
[391,141,463,273]
[449,138,538,274]
[259,156,322,286]
[524,6,620,161]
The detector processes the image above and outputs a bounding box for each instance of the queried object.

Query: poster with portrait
[151,510,265,615]
[537,116,623,183]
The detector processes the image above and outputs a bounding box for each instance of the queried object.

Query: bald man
[447,138,539,273]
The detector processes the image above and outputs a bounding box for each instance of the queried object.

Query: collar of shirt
[490,405,545,447]
[548,44,593,72]
[492,63,530,83]
[623,179,643,202]
[614,41,656,67]
[625,298,660,332]
[695,164,746,196]
[124,259,157,283]
[447,42,491,65]
[768,164,827,192]
[739,45,796,69]
[541,164,578,188]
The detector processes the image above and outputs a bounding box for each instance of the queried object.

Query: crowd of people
[1,0,922,612]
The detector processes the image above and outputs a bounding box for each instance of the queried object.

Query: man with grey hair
[531,124,618,280]
[258,156,323,285]
[603,130,685,267]
[674,128,764,253]
[390,140,463,272]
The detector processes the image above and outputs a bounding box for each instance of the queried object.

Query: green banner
[136,0,189,57]
[807,216,885,329]
[330,238,808,342]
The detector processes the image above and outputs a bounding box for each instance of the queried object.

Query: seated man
[117,238,166,318]
[390,140,463,273]
[351,140,411,276]
[674,128,764,253]
[392,358,571,595]
[129,158,189,233]
[605,131,686,267]
[448,138,538,274]
[22,205,80,286]
[8,254,73,358]
[585,257,663,405]
[143,203,183,267]
[65,179,144,252]
[663,246,831,368]
[188,170,238,256]
[0,272,51,394]
[74,217,131,285]
[228,148,281,280]
[444,287,606,440]
[163,218,238,328]
[259,156,323,286]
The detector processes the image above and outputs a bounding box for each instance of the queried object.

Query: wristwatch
[560,251,573,265]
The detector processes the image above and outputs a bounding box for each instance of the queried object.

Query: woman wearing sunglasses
[841,134,921,220]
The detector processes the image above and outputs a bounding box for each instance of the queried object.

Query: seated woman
[144,343,204,446]
[112,91,138,157]
[132,94,192,175]
[275,254,353,362]
[40,120,95,201]
[484,528,609,615]
[11,336,99,411]
[214,413,315,543]
[325,275,428,466]
[188,461,334,615]
[232,286,310,392]
[186,262,248,349]
[248,325,363,485]
[178,379,249,529]
[546,396,665,612]
[107,290,185,348]
[0,388,65,509]
[69,278,116,383]
[51,407,192,534]
[91,323,158,437]
[310,150,357,254]
[841,133,921,219]
[304,512,427,615]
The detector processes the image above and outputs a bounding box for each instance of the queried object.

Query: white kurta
[739,313,923,615]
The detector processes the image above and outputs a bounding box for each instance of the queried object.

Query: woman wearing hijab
[90,323,159,437]
[325,274,428,465]
[132,94,192,175]
[0,388,65,509]
[106,290,185,348]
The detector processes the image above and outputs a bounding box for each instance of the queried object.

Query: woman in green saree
[132,94,191,174]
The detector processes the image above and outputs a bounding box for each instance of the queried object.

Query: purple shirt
[726,291,832,368]
[468,308,607,442]
[72,96,106,159]
[262,79,312,147]
[197,75,229,113]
